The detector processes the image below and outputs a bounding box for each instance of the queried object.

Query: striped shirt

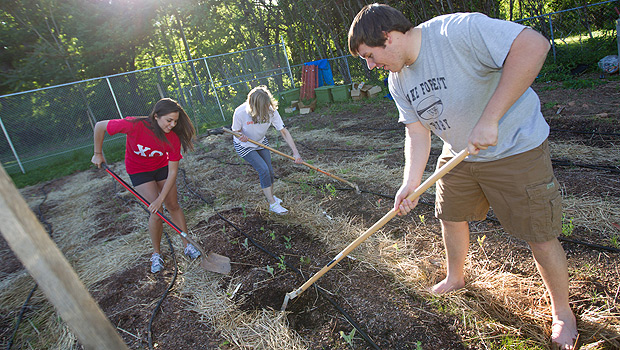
[234,137,271,158]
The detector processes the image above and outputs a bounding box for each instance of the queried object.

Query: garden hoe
[103,164,231,275]
[221,128,361,193]
[280,149,469,311]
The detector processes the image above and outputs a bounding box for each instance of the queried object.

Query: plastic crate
[331,85,350,102]
[314,85,334,105]
[280,88,300,105]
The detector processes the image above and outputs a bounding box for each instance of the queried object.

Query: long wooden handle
[0,165,129,349]
[285,149,469,301]
[103,165,207,257]
[222,128,359,191]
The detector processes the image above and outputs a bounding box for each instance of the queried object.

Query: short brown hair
[348,3,413,56]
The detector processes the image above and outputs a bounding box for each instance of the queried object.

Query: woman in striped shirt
[231,86,303,214]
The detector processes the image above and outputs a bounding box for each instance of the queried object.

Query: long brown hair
[146,98,195,152]
[247,86,278,124]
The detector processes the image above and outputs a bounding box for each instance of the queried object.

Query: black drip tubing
[6,183,52,350]
[551,159,620,173]
[280,178,620,254]
[109,180,180,350]
[147,230,177,350]
[179,169,381,350]
[550,128,620,137]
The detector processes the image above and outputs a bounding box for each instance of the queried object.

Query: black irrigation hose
[108,180,180,350]
[297,140,620,175]
[552,159,620,173]
[5,286,37,350]
[558,236,620,253]
[478,214,620,254]
[297,141,401,153]
[550,128,620,137]
[6,183,53,350]
[179,169,381,350]
[147,230,177,350]
[281,177,620,255]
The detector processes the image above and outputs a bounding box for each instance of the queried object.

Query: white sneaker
[150,253,164,273]
[184,243,201,259]
[269,202,288,214]
[273,196,283,205]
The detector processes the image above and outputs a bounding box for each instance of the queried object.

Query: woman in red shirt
[91,98,198,273]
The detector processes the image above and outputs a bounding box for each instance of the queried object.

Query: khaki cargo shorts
[435,140,562,243]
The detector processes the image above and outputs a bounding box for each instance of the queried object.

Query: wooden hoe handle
[222,128,360,191]
[282,149,469,309]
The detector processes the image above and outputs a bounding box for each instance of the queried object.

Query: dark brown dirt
[1,72,619,349]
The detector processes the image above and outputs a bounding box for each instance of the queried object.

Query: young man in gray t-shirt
[349,4,577,349]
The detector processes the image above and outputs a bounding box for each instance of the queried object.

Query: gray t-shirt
[389,12,549,162]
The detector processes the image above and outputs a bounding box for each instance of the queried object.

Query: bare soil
[1,72,619,349]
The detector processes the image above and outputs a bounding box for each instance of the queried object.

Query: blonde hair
[247,86,278,124]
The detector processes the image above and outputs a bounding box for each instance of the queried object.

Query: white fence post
[0,116,25,174]
[203,58,226,121]
[106,77,123,119]
[281,36,295,88]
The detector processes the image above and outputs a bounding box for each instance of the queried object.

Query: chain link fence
[0,41,293,174]
[1,0,618,175]
[515,0,619,63]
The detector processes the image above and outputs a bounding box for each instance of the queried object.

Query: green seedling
[229,239,239,245]
[222,225,226,234]
[269,231,276,240]
[114,213,130,222]
[562,214,574,237]
[609,235,619,248]
[326,183,337,196]
[339,328,356,348]
[277,255,286,270]
[241,203,247,218]
[265,265,274,276]
[477,234,489,259]
[418,214,425,225]
[300,182,317,195]
[283,235,292,249]
[242,238,249,250]
[300,256,311,265]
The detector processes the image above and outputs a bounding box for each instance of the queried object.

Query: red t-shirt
[107,117,183,174]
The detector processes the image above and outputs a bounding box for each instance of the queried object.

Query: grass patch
[8,142,125,188]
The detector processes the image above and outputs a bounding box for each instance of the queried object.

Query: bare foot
[430,277,465,294]
[551,313,578,350]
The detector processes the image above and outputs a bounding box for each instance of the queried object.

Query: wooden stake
[0,165,128,350]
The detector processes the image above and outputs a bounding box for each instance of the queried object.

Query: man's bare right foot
[551,313,578,350]
[430,278,465,294]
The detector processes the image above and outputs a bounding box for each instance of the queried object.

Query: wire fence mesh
[1,0,618,175]
[0,42,294,174]
[515,0,619,63]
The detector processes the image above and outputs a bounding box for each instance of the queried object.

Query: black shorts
[129,166,169,187]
